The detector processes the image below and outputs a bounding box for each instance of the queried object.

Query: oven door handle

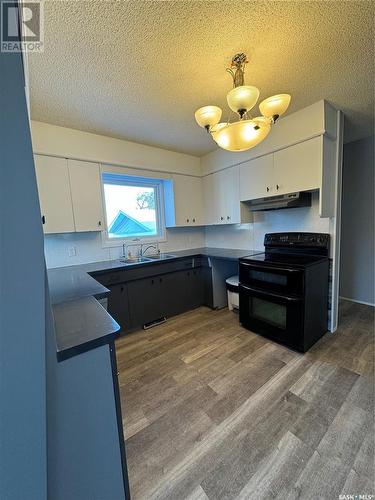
[240,284,302,302]
[240,262,302,274]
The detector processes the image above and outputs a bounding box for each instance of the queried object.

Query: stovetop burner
[242,232,330,268]
[241,251,328,268]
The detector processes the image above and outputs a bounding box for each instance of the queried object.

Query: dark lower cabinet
[127,276,168,327]
[107,264,213,332]
[127,269,205,328]
[107,284,130,331]
[202,267,214,308]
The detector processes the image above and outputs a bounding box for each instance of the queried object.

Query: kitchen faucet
[141,243,160,257]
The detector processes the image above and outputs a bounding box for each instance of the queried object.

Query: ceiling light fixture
[195,53,291,152]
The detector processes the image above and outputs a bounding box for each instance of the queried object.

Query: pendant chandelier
[194,53,291,152]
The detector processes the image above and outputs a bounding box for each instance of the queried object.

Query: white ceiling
[29,1,374,157]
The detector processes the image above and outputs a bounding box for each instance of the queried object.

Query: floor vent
[143,317,167,330]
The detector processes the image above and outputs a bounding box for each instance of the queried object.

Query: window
[101,173,165,242]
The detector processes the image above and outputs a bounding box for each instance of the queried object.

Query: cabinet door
[34,155,75,234]
[239,154,274,201]
[216,170,228,224]
[189,268,205,308]
[172,175,203,226]
[165,269,205,316]
[107,284,130,332]
[208,171,226,224]
[221,166,240,224]
[127,277,165,328]
[68,160,104,232]
[164,270,189,317]
[203,174,217,225]
[273,136,322,195]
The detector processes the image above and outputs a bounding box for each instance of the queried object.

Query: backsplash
[205,191,330,252]
[45,192,330,268]
[44,227,205,268]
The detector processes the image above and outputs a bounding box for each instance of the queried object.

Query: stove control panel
[264,232,330,250]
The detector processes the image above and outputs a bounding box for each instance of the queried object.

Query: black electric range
[239,232,330,352]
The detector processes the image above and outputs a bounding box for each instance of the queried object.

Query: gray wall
[0,51,47,497]
[340,136,374,305]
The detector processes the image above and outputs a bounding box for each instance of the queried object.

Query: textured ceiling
[29,0,374,156]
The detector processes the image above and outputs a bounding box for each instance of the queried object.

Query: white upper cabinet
[273,136,322,195]
[34,155,75,234]
[34,155,104,234]
[167,175,203,227]
[68,160,104,232]
[213,170,226,224]
[240,154,274,201]
[203,166,252,225]
[239,136,324,200]
[203,174,216,225]
[220,166,240,224]
[203,171,224,225]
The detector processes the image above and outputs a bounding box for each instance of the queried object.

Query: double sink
[119,253,177,265]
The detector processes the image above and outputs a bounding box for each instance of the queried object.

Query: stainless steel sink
[119,257,152,264]
[144,253,176,260]
[119,253,176,264]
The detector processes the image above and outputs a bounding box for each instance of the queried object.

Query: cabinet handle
[120,286,124,292]
[98,220,102,226]
[42,215,46,225]
[266,187,269,192]
[193,218,196,223]
[220,216,224,221]
[276,184,279,190]
[227,216,231,220]
[159,277,162,283]
[186,218,190,223]
[151,279,154,285]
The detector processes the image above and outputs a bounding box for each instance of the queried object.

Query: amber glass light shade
[227,86,260,114]
[259,94,291,119]
[213,119,271,152]
[194,106,222,128]
[210,122,227,139]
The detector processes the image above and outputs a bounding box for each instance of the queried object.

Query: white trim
[340,296,375,307]
[328,110,344,333]
[33,153,202,178]
[30,121,202,177]
[100,171,166,247]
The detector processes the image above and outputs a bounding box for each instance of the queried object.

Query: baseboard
[339,296,375,307]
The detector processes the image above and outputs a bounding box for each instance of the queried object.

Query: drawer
[92,258,197,286]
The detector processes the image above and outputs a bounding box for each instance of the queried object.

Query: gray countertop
[52,296,121,361]
[48,247,260,304]
[48,247,261,361]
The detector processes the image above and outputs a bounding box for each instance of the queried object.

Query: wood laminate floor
[116,300,374,500]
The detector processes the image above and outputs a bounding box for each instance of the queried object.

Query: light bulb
[194,106,222,129]
[227,86,260,115]
[259,94,291,120]
[213,119,271,152]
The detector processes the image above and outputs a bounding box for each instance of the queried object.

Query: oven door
[239,261,304,295]
[239,284,304,351]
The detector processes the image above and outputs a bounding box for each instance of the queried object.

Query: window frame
[100,172,166,248]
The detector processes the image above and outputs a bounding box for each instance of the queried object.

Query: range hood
[245,192,311,211]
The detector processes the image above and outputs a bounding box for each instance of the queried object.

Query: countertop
[49,247,261,361]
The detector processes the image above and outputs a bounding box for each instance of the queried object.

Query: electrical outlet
[68,246,76,257]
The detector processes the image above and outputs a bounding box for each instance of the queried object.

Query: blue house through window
[108,210,155,238]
